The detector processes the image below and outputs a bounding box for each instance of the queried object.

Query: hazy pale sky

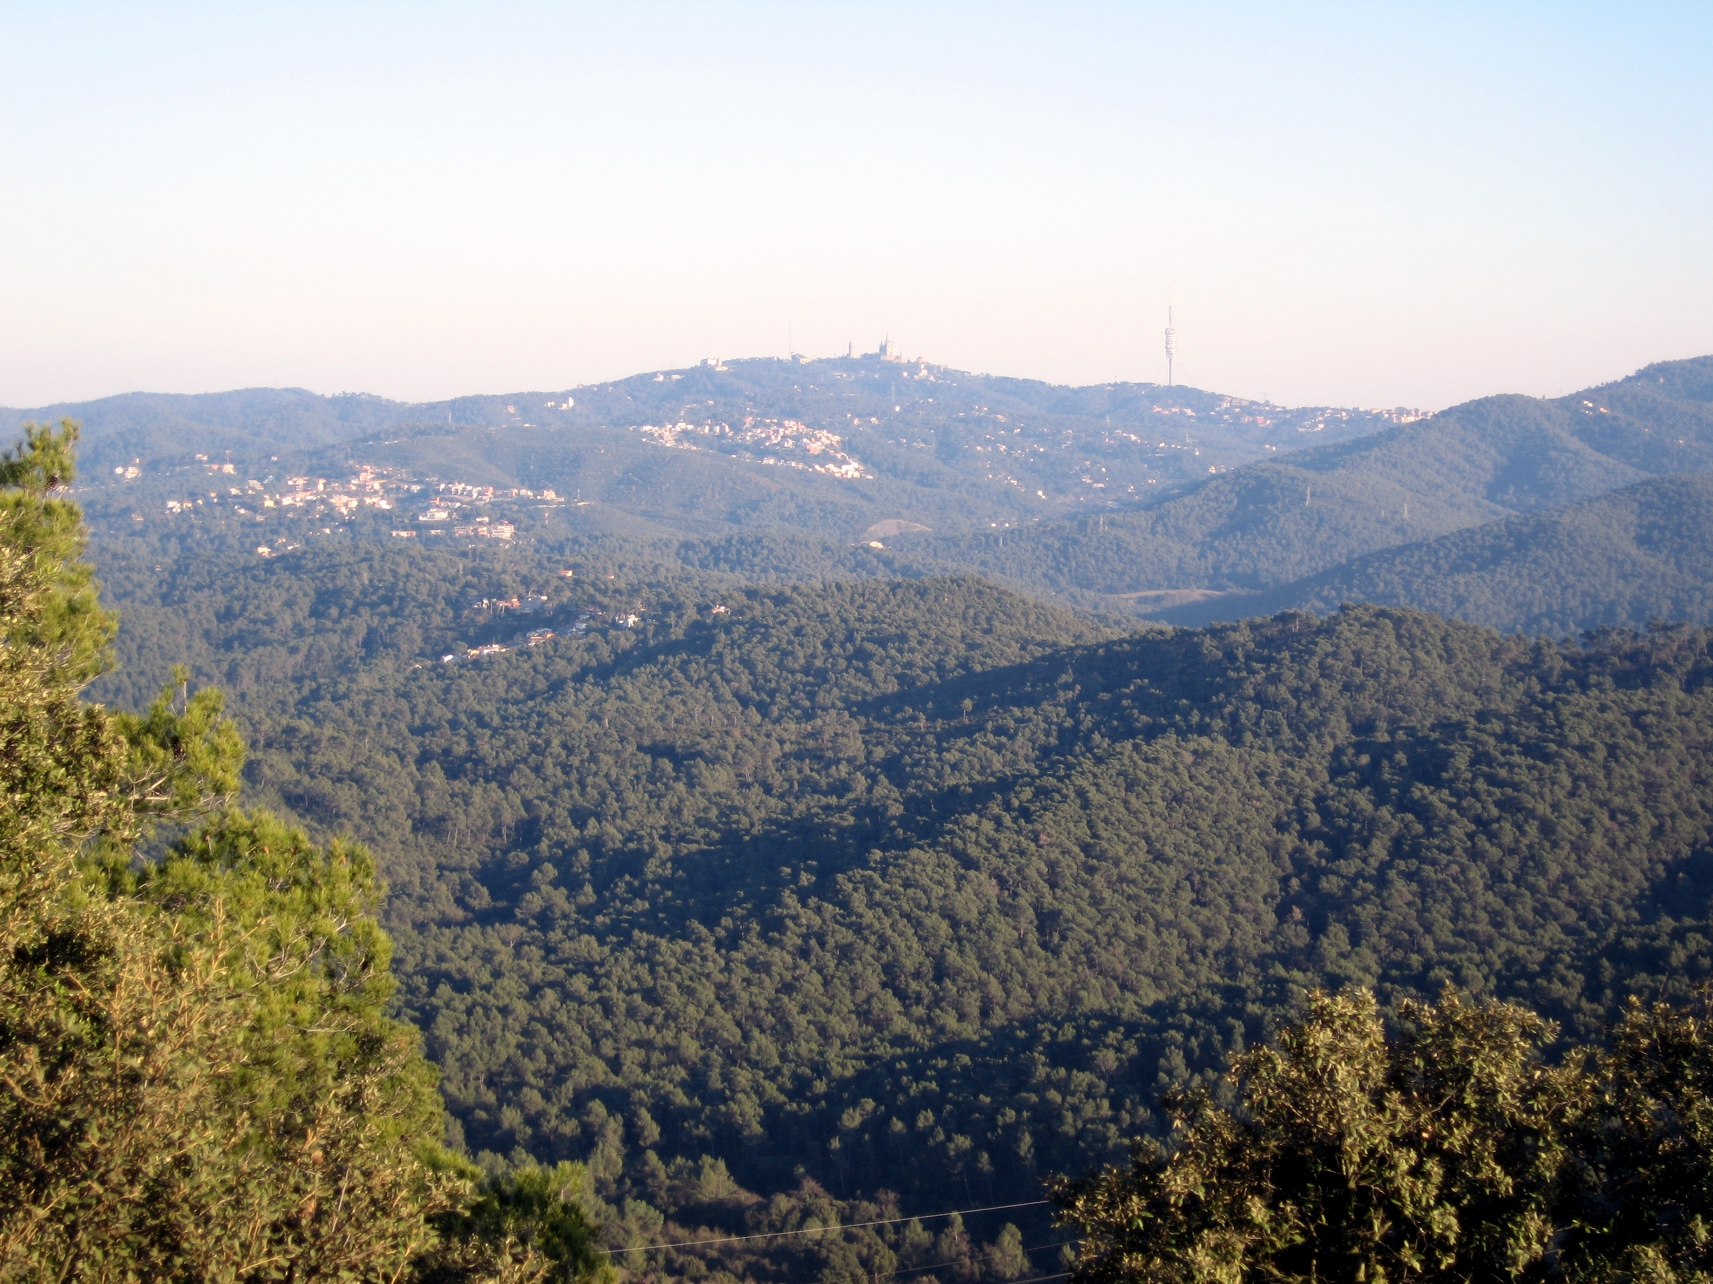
[3,2,1709,410]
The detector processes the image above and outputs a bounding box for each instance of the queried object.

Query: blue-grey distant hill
[1153,471,1713,636]
[4,388,408,474]
[39,352,1713,634]
[891,356,1713,609]
[8,354,1398,538]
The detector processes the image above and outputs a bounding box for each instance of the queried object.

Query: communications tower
[1163,306,1178,387]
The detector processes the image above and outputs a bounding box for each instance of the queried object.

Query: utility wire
[884,1239,1077,1283]
[604,1198,1052,1255]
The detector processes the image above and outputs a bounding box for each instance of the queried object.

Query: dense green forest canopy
[1058,988,1713,1283]
[42,355,1713,1279]
[0,419,602,1281]
[90,537,1713,1244]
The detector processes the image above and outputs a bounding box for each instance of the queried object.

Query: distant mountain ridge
[6,353,1417,537]
[896,357,1713,612]
[4,387,408,474]
[41,353,1713,642]
[1157,471,1713,635]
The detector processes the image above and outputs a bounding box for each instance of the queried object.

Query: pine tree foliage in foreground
[1056,988,1713,1283]
[0,420,604,1281]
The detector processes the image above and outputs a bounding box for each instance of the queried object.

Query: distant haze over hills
[6,352,1414,527]
[23,352,1713,640]
[1157,471,1713,636]
[908,358,1713,618]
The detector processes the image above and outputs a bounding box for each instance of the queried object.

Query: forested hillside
[0,421,602,1281]
[48,354,1713,1278]
[898,357,1713,607]
[147,566,1713,1232]
[1158,471,1713,634]
[13,352,1398,539]
[58,356,1713,630]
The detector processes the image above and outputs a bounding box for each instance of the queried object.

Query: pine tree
[0,420,601,1281]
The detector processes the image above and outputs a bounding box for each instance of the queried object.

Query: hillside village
[628,416,869,478]
[526,353,1428,505]
[510,375,1427,505]
[137,459,565,554]
[60,354,1440,545]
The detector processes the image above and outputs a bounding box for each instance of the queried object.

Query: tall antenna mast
[1163,303,1178,387]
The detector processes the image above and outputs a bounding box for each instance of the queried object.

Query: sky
[2,2,1710,411]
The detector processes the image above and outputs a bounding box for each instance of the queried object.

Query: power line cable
[604,1198,1052,1255]
[884,1239,1077,1283]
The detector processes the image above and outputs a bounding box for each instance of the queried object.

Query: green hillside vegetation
[19,353,1398,542]
[84,536,620,713]
[898,357,1713,608]
[169,554,1713,1237]
[39,355,1713,1279]
[1058,987,1713,1283]
[0,420,602,1281]
[17,401,1713,1278]
[1158,471,1713,635]
[78,517,1025,718]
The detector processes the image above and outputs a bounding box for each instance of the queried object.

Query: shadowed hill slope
[51,356,1713,623]
[899,357,1713,606]
[186,576,1713,1215]
[1157,471,1713,634]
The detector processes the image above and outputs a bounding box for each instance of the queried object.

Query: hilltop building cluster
[147,461,562,552]
[627,417,869,479]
